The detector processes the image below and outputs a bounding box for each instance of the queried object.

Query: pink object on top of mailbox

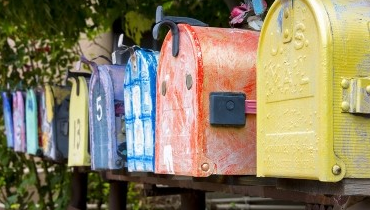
[155,23,259,177]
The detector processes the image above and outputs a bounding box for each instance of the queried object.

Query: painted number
[96,96,103,121]
[74,119,81,150]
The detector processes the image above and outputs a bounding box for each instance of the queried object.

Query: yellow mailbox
[257,0,370,182]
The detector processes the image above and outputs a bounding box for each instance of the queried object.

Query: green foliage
[87,173,110,209]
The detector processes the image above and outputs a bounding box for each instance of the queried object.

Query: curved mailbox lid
[13,91,26,152]
[257,0,370,182]
[26,89,39,155]
[124,48,159,172]
[89,65,126,170]
[155,24,259,177]
[68,76,91,166]
[2,92,14,148]
[42,85,70,162]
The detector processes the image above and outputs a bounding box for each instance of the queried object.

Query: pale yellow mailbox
[257,0,370,182]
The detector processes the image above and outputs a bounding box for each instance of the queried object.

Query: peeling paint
[155,24,259,176]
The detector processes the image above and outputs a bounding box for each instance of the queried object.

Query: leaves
[124,11,154,44]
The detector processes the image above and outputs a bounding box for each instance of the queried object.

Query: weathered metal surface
[13,91,26,152]
[42,85,70,162]
[2,92,14,148]
[89,64,126,170]
[341,77,370,114]
[124,48,159,172]
[155,24,259,176]
[257,0,370,182]
[26,89,39,155]
[68,77,91,166]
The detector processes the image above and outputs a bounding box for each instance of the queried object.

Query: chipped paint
[89,65,126,170]
[155,24,259,177]
[124,48,159,172]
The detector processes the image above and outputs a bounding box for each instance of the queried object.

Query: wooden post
[181,190,205,210]
[109,181,128,210]
[68,168,88,210]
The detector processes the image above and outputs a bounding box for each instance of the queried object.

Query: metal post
[181,190,205,210]
[109,181,128,210]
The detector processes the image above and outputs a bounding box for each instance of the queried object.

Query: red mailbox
[154,8,259,177]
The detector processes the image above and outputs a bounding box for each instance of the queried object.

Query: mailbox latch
[210,92,256,127]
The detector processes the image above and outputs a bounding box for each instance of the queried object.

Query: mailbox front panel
[13,91,26,152]
[155,24,259,176]
[89,65,126,170]
[68,77,90,166]
[2,92,14,148]
[26,89,39,155]
[43,85,70,162]
[257,0,370,182]
[124,49,158,172]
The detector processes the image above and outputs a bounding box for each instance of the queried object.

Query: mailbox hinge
[341,77,370,114]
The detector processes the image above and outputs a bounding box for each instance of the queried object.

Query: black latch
[209,92,246,127]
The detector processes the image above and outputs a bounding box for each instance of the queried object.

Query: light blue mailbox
[124,47,158,172]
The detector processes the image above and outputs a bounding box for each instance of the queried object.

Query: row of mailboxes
[2,1,370,182]
[1,8,259,176]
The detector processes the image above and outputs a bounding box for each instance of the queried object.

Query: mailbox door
[105,65,127,169]
[89,67,124,170]
[124,49,158,172]
[26,89,39,155]
[53,87,70,162]
[41,86,53,158]
[43,85,70,162]
[13,91,26,152]
[257,0,358,182]
[155,25,199,176]
[68,77,90,166]
[2,92,14,148]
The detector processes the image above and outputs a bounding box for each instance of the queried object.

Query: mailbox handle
[66,69,91,96]
[155,6,208,27]
[153,20,179,56]
[152,6,208,57]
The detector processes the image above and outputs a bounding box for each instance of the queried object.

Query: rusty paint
[155,24,259,176]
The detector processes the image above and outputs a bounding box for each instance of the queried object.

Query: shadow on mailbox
[41,85,70,163]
